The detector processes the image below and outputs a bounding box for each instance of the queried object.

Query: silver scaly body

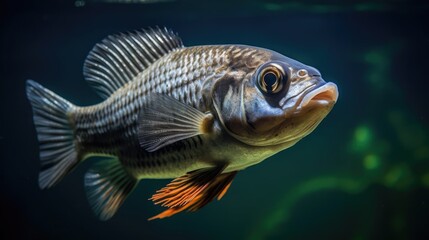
[73,45,272,178]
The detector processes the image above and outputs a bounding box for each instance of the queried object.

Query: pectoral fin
[148,166,238,220]
[138,94,213,152]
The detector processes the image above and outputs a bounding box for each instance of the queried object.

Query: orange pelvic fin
[148,166,237,220]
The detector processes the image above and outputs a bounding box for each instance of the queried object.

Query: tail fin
[26,80,79,189]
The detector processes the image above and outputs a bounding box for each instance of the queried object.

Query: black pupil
[263,71,278,92]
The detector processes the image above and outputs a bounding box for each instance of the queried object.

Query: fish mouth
[297,82,338,110]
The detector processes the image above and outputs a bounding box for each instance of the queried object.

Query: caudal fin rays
[26,80,80,189]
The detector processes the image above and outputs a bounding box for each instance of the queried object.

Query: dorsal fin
[83,27,184,99]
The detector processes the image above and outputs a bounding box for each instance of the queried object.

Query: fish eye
[257,63,286,94]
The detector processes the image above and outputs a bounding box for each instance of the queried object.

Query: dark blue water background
[1,1,428,239]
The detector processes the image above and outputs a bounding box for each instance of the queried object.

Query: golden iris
[258,65,284,94]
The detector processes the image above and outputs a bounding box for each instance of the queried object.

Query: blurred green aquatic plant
[388,110,429,162]
[348,123,390,175]
[363,154,380,170]
[247,155,425,239]
[362,43,403,95]
[349,124,373,153]
[247,176,370,240]
[422,173,429,188]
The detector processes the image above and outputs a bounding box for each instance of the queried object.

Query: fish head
[212,49,338,147]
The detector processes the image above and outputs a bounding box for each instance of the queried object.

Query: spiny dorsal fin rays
[83,27,184,99]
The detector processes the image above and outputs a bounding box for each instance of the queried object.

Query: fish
[26,27,339,221]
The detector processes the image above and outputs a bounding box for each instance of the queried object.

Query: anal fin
[84,158,138,220]
[148,166,237,220]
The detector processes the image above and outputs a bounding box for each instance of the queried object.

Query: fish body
[26,27,338,220]
[74,45,267,177]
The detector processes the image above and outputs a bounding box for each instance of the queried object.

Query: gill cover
[212,61,291,146]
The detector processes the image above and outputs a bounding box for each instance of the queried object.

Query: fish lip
[297,82,338,110]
